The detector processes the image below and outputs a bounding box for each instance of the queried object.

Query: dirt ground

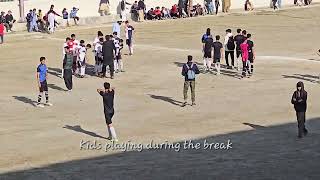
[0,5,320,180]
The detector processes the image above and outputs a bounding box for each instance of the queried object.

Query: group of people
[0,10,16,44]
[201,28,255,78]
[26,5,80,33]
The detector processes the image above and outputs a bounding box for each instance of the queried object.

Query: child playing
[36,57,52,107]
[70,7,80,25]
[0,22,4,44]
[62,8,69,27]
[97,82,118,141]
[77,40,91,78]
[240,38,250,78]
[94,38,104,76]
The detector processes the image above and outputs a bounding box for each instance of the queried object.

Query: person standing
[272,0,278,10]
[36,57,52,107]
[234,29,245,71]
[29,9,39,32]
[224,29,235,69]
[203,34,214,72]
[240,38,250,78]
[94,38,104,76]
[212,35,224,75]
[277,0,282,9]
[247,34,255,75]
[0,22,4,44]
[224,0,231,13]
[99,0,110,16]
[125,21,135,55]
[178,0,185,18]
[138,0,145,22]
[181,55,200,107]
[215,0,220,14]
[120,0,131,22]
[291,81,308,138]
[63,46,73,91]
[97,82,118,141]
[69,34,80,73]
[62,8,69,27]
[112,21,122,38]
[102,35,116,79]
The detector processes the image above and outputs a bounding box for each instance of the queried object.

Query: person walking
[234,29,245,72]
[215,0,220,14]
[240,38,250,78]
[213,35,224,75]
[291,81,308,138]
[63,46,73,91]
[125,21,135,55]
[224,29,235,69]
[0,22,4,44]
[97,82,118,141]
[102,35,116,79]
[181,55,200,107]
[203,34,214,72]
[247,34,255,75]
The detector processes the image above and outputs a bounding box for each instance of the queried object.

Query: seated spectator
[146,8,156,20]
[154,7,162,20]
[195,4,204,16]
[162,7,171,19]
[130,1,139,21]
[62,8,70,27]
[244,0,254,11]
[70,7,79,25]
[5,10,15,32]
[170,4,179,18]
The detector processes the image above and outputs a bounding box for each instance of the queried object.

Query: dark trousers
[63,69,73,90]
[215,3,220,14]
[296,112,307,137]
[242,60,249,76]
[102,62,114,77]
[294,0,298,4]
[225,51,234,67]
[72,56,77,72]
[0,35,3,44]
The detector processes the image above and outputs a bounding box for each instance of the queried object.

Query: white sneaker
[45,102,53,106]
[36,103,44,108]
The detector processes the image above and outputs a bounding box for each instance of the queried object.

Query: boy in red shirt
[0,22,4,44]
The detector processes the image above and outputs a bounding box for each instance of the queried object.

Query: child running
[97,82,118,141]
[36,57,52,107]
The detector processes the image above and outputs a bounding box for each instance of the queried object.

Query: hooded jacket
[291,81,307,112]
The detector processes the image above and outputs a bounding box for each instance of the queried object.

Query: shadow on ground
[148,94,183,106]
[1,118,320,180]
[283,74,319,83]
[63,125,107,140]
[12,96,36,107]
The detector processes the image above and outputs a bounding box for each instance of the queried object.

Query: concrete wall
[0,0,319,19]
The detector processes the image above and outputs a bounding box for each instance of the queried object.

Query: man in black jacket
[102,35,116,79]
[181,55,200,107]
[5,11,15,32]
[291,81,308,138]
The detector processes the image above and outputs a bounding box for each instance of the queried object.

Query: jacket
[181,62,200,81]
[291,81,307,112]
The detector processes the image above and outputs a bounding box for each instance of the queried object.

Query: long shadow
[48,84,67,92]
[48,67,62,79]
[173,61,202,67]
[1,118,320,179]
[148,94,183,106]
[12,96,36,107]
[63,125,107,140]
[283,74,319,83]
[243,122,267,130]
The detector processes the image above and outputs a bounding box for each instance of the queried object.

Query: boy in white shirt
[77,40,91,78]
[94,38,104,76]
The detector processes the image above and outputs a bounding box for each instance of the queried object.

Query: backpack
[227,36,235,50]
[186,63,196,79]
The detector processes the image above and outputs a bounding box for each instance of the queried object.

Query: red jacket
[0,24,4,35]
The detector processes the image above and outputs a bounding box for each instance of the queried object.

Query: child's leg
[37,91,43,104]
[80,64,86,76]
[119,59,124,71]
[0,35,3,44]
[114,59,118,72]
[207,58,212,70]
[203,57,207,70]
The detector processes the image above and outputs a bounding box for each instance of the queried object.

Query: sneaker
[191,102,196,106]
[68,89,72,92]
[36,103,44,108]
[45,102,53,106]
[181,102,187,107]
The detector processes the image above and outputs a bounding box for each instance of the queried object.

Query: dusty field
[1,5,320,180]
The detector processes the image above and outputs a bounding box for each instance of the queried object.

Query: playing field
[1,5,320,180]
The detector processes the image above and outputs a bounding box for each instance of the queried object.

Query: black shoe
[181,102,187,107]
